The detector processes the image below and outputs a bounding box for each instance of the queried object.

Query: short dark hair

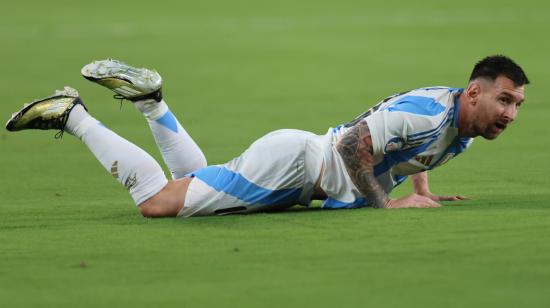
[469,55,530,86]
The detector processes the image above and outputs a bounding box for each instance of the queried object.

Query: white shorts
[178,129,325,217]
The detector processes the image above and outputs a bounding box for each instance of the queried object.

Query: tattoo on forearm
[336,120,388,208]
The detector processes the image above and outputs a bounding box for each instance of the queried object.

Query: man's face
[471,75,525,140]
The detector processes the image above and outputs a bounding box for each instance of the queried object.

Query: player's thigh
[179,176,299,217]
[231,129,314,183]
[179,130,316,217]
[177,177,253,217]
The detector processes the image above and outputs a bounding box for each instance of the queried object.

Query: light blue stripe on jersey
[190,166,302,206]
[331,124,344,133]
[386,96,446,116]
[407,106,454,142]
[429,136,472,168]
[374,140,435,176]
[408,92,460,143]
[394,175,408,187]
[322,197,367,209]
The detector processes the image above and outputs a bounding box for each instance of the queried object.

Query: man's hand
[385,193,441,209]
[410,171,468,203]
[417,191,468,202]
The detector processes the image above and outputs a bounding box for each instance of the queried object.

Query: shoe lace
[54,107,72,139]
[54,99,85,139]
[54,130,65,139]
[113,94,125,110]
[112,90,163,107]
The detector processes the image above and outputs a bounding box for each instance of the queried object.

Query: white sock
[134,99,207,179]
[66,105,168,205]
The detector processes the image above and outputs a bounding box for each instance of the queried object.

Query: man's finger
[442,195,471,205]
[437,195,468,201]
[420,199,441,208]
[418,202,441,208]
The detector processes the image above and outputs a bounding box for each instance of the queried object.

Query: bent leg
[135,99,207,179]
[7,87,185,218]
[81,59,207,179]
[66,105,169,207]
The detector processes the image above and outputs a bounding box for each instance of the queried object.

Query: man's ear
[466,81,481,106]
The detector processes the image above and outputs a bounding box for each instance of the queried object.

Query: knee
[138,192,178,218]
[138,178,191,218]
[139,200,165,218]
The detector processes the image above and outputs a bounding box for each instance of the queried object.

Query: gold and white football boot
[81,59,163,102]
[5,86,87,138]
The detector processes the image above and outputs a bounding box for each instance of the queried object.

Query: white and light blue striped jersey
[320,87,473,209]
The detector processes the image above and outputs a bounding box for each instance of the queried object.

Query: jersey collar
[451,88,464,128]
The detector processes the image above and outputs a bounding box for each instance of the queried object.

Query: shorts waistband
[298,133,328,205]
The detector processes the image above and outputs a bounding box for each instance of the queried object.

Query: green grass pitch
[1,1,550,307]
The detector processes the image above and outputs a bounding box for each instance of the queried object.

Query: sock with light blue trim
[134,99,207,179]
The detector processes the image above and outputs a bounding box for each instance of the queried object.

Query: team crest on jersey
[385,137,404,152]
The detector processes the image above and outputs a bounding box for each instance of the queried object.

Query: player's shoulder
[411,86,462,95]
[375,86,462,138]
[404,86,462,106]
[381,86,460,119]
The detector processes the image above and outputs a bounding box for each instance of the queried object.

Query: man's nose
[503,105,517,122]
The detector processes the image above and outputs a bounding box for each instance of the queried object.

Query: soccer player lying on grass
[5,55,529,217]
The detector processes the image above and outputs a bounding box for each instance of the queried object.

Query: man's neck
[456,91,473,137]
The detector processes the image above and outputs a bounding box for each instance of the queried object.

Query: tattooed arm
[336,120,441,209]
[336,120,389,208]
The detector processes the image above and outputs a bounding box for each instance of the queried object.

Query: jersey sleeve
[364,98,448,156]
